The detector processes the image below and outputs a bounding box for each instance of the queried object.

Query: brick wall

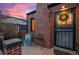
[27,13,36,33]
[6,45,22,55]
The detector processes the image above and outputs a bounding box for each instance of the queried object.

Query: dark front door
[54,8,75,50]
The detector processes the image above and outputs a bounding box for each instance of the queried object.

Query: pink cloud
[1,3,36,19]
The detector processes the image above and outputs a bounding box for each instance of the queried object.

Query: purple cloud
[0,3,36,19]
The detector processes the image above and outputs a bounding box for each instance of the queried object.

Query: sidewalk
[0,50,3,55]
[22,46,54,55]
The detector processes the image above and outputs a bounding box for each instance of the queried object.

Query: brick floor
[22,46,54,55]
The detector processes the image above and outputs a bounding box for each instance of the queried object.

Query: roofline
[27,3,61,15]
[27,10,36,15]
[0,14,24,20]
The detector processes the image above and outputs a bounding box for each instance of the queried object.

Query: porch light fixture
[61,5,67,10]
[61,5,65,9]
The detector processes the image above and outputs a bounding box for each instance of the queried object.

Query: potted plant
[34,33,44,46]
[34,34,44,40]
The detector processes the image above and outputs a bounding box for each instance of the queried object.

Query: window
[16,26,19,33]
[32,19,35,31]
[30,18,35,32]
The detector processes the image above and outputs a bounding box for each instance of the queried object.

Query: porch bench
[3,38,22,55]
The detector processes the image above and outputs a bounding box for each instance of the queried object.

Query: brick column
[35,3,51,48]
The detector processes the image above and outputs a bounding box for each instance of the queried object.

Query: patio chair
[24,32,32,46]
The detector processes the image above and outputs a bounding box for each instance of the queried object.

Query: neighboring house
[27,3,79,54]
[0,14,27,40]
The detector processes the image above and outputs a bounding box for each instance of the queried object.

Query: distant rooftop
[0,12,26,25]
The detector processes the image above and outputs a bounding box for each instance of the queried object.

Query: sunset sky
[0,3,36,19]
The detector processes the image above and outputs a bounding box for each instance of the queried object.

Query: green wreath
[59,13,69,22]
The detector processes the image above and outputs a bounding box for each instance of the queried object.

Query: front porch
[0,38,77,55]
[22,45,54,55]
[22,45,77,55]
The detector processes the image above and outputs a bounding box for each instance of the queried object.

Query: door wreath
[59,13,69,22]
